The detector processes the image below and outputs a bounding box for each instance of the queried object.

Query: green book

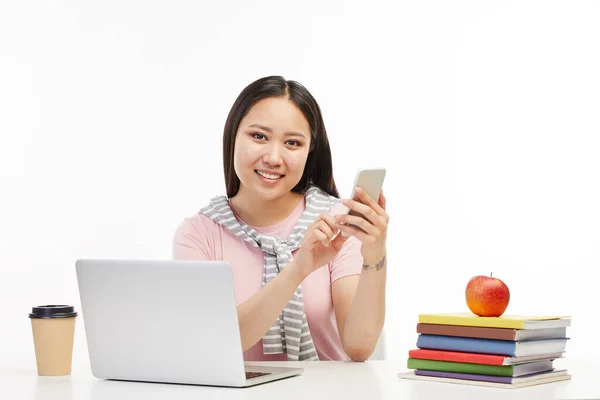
[407,358,553,377]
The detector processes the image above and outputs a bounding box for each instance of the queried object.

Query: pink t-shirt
[172,197,364,361]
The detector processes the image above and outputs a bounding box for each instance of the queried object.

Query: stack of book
[398,312,572,388]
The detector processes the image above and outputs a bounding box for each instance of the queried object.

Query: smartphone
[341,168,387,236]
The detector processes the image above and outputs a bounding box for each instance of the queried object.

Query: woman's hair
[222,76,339,198]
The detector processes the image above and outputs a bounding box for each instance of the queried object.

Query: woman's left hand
[335,187,389,264]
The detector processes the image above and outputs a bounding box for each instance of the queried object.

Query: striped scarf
[199,186,338,361]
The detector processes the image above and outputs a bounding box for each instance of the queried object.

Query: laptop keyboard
[246,371,272,379]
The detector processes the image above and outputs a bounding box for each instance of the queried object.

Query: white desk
[2,358,599,400]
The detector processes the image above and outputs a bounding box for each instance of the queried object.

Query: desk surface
[3,358,599,400]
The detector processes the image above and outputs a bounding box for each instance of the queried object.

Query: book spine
[407,358,513,376]
[418,315,523,329]
[417,334,516,356]
[414,369,513,383]
[416,323,517,340]
[409,349,506,365]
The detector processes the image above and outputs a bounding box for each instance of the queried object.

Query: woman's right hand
[292,212,349,279]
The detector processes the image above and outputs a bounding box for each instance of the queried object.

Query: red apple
[465,274,510,317]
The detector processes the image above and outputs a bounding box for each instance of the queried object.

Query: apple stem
[491,272,493,277]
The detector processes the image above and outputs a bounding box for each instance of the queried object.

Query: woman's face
[233,97,312,202]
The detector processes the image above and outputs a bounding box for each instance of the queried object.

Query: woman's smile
[256,169,284,179]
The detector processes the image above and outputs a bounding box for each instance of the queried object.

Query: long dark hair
[223,76,339,198]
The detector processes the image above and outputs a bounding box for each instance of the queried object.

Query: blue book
[416,334,568,357]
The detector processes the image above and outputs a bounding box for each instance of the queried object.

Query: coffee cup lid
[29,305,78,319]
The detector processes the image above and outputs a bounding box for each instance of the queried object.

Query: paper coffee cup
[29,305,77,376]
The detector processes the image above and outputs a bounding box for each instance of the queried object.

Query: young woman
[173,76,388,362]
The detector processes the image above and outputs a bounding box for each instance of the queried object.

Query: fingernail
[355,187,363,193]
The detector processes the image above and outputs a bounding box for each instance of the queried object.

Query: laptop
[75,259,303,387]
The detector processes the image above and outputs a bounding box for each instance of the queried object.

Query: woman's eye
[251,133,266,140]
[285,140,301,146]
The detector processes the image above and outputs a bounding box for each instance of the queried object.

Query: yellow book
[418,312,571,330]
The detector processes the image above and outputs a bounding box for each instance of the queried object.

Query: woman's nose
[263,143,283,166]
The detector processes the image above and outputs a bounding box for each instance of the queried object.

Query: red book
[408,348,563,366]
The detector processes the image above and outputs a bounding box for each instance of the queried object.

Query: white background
[1,0,599,369]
